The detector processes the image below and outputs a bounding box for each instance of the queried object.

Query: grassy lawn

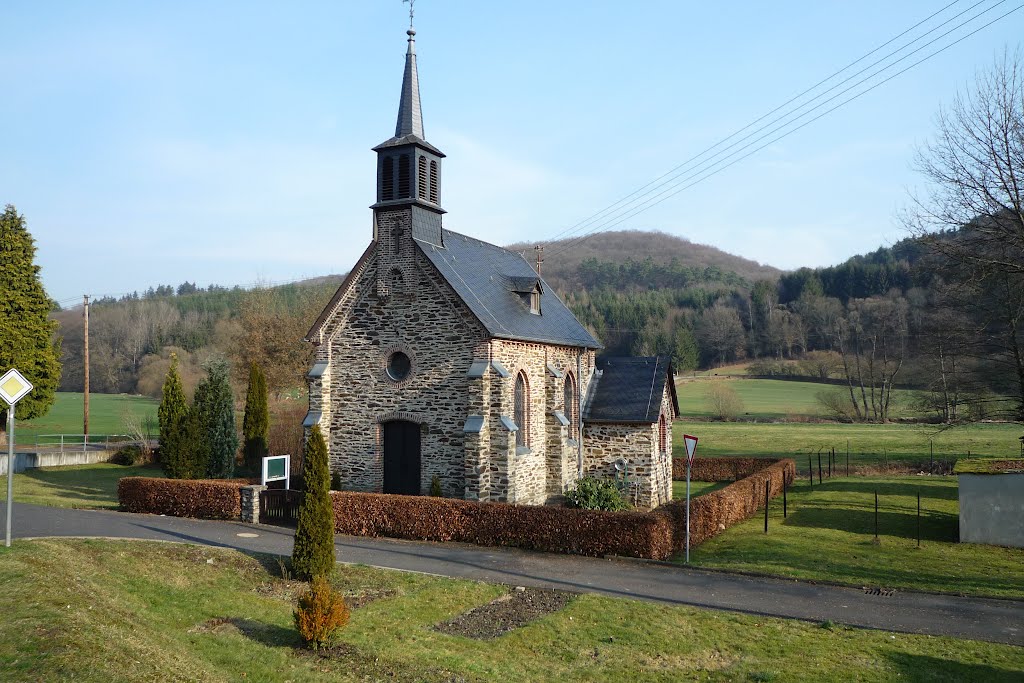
[676,377,925,419]
[674,420,1023,471]
[14,392,158,443]
[0,463,155,509]
[687,475,1024,600]
[0,540,1021,682]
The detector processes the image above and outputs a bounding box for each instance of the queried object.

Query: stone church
[304,25,678,509]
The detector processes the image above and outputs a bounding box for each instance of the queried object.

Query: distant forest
[50,228,1020,423]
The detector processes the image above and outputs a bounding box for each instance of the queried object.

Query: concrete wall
[0,449,117,474]
[958,473,1024,548]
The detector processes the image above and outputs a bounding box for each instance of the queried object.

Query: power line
[546,2,1022,259]
[542,0,970,246]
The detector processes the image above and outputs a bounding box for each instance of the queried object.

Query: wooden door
[382,420,421,495]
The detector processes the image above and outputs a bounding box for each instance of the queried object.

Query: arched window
[397,154,411,198]
[563,373,577,437]
[658,413,668,454]
[381,156,394,201]
[514,371,529,449]
[417,156,428,200]
[429,160,439,203]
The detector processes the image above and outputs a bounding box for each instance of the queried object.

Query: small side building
[956,459,1024,548]
[583,356,679,509]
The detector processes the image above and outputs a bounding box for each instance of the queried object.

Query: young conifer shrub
[158,354,190,478]
[430,474,443,497]
[203,359,238,479]
[292,425,335,580]
[293,576,349,650]
[242,361,269,473]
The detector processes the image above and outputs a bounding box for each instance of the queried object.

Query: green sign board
[261,454,291,488]
[267,457,286,479]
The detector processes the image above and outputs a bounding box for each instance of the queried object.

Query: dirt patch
[296,642,474,682]
[344,587,396,609]
[434,587,574,640]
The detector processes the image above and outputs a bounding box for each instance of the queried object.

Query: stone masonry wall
[582,381,674,510]
[317,208,489,497]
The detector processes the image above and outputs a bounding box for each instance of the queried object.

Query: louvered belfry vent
[381,156,395,201]
[429,160,438,203]
[398,154,411,198]
[417,156,428,199]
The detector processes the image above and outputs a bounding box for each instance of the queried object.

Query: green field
[677,377,926,419]
[673,420,1022,471]
[13,392,158,444]
[671,479,727,500]
[688,475,1024,600]
[1,540,1020,682]
[0,463,155,509]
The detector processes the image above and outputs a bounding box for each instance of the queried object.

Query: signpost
[682,433,699,563]
[261,454,291,490]
[1,368,34,548]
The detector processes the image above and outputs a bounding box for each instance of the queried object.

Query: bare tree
[905,49,1024,421]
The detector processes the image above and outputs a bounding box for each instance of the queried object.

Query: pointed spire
[395,27,424,139]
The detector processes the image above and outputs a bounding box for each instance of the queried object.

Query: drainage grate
[863,587,896,597]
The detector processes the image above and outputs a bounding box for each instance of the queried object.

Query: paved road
[4,502,1022,646]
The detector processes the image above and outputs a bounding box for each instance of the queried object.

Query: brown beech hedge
[331,491,675,560]
[118,477,249,519]
[662,458,796,550]
[673,456,783,482]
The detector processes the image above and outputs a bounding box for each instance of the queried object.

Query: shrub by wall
[660,458,796,551]
[118,477,249,519]
[331,492,674,560]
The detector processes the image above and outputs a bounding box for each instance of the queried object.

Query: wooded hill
[48,227,1020,424]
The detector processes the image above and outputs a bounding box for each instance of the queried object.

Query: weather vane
[403,0,416,29]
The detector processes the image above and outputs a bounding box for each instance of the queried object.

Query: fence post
[783,475,788,518]
[808,455,813,487]
[764,479,769,534]
[846,439,850,476]
[818,451,823,485]
[917,491,921,548]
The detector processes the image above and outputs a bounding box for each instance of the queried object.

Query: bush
[815,389,855,421]
[429,475,442,497]
[704,382,746,420]
[111,443,146,466]
[293,425,335,581]
[118,477,249,518]
[564,478,628,511]
[330,470,342,491]
[293,576,349,650]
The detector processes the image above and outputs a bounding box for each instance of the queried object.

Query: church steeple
[372,17,445,219]
[395,28,424,139]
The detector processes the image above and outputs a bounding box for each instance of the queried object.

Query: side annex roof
[585,355,678,423]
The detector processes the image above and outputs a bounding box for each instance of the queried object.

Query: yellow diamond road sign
[0,369,33,406]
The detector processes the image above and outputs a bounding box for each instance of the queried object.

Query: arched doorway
[382,420,421,495]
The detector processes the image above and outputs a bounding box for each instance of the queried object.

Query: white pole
[685,456,690,564]
[6,404,14,547]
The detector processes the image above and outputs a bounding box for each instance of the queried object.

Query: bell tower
[372,20,446,253]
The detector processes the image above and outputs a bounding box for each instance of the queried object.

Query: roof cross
[403,0,416,29]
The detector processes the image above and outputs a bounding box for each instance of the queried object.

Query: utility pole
[83,294,90,443]
[534,245,544,275]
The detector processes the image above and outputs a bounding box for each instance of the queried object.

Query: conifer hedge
[292,425,335,580]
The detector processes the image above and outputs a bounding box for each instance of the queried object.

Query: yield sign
[683,434,699,464]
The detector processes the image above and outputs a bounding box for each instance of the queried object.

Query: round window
[386,351,411,381]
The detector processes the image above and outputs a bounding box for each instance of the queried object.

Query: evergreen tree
[0,205,61,440]
[672,328,700,373]
[203,359,238,479]
[292,425,335,580]
[242,361,269,473]
[180,381,211,479]
[158,353,188,477]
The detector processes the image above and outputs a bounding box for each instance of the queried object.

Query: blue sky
[2,1,1021,305]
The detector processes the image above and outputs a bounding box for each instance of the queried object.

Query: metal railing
[32,434,139,453]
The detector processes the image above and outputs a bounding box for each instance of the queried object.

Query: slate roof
[414,228,601,349]
[585,355,678,423]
